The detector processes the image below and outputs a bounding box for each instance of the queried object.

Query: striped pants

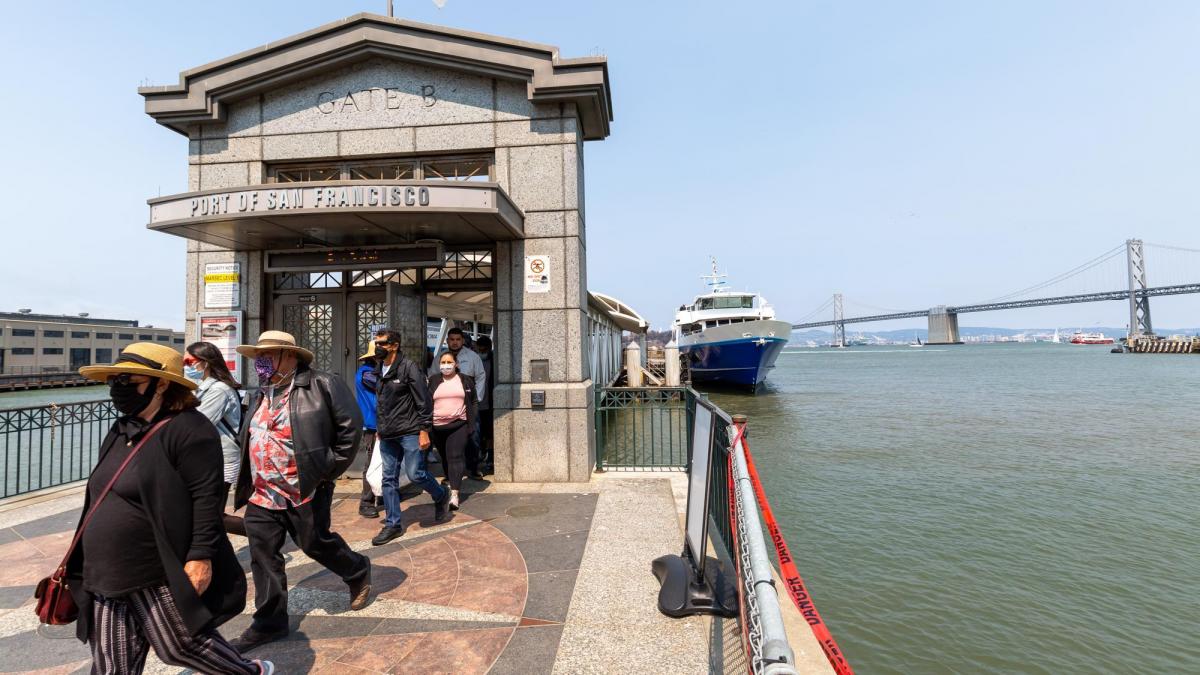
[88,585,258,675]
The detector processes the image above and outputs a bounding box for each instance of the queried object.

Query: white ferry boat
[672,260,791,389]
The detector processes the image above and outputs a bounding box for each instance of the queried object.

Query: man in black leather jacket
[228,331,371,653]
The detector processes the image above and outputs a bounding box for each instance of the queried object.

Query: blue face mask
[183,364,204,381]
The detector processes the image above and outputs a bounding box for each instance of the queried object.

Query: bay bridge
[792,239,1200,345]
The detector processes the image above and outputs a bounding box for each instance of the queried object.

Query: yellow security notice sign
[204,262,241,309]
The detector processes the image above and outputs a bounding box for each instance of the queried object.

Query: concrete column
[927,306,962,345]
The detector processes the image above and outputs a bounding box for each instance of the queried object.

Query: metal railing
[0,398,116,498]
[594,386,692,470]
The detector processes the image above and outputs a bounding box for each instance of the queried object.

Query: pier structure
[141,13,613,483]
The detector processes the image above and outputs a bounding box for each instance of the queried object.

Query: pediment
[140,13,611,140]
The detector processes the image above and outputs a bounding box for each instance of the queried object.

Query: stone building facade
[142,14,612,482]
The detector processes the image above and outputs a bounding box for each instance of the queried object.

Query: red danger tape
[735,424,855,675]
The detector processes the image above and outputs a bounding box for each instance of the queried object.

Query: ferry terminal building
[142,14,641,482]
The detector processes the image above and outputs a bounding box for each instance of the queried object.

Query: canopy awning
[147,180,523,250]
[589,291,649,333]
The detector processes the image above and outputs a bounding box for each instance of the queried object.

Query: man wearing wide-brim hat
[66,343,269,673]
[228,331,371,652]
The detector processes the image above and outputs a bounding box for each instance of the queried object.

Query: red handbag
[33,418,170,625]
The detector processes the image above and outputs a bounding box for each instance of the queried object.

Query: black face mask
[110,378,157,417]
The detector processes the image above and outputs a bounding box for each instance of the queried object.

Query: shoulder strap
[55,417,172,574]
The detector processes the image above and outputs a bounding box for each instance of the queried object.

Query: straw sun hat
[79,342,198,390]
[358,341,377,361]
[236,330,314,364]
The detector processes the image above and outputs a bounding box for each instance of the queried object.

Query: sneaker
[348,558,372,610]
[230,626,288,653]
[371,525,405,546]
[449,489,460,511]
[358,502,379,518]
[254,660,275,675]
[434,487,451,522]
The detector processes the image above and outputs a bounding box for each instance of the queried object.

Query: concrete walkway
[0,474,716,674]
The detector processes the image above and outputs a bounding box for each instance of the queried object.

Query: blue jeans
[379,434,446,529]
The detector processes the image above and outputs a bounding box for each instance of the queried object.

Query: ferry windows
[71,331,89,339]
[118,333,134,340]
[12,347,34,355]
[96,348,112,363]
[11,328,34,337]
[138,334,153,340]
[43,330,64,338]
[42,348,63,355]
[96,332,113,339]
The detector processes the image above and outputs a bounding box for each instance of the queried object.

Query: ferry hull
[679,320,792,388]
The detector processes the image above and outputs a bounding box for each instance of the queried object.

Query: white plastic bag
[366,436,383,497]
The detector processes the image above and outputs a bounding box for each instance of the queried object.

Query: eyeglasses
[106,373,147,386]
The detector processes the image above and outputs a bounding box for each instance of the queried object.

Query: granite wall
[182,57,594,482]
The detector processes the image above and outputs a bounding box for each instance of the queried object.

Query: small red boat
[1069,331,1114,345]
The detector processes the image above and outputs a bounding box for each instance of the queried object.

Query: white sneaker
[449,489,460,510]
[254,660,275,674]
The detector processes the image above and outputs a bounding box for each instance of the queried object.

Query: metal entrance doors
[272,290,387,381]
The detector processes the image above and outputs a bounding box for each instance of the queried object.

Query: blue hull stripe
[682,337,788,387]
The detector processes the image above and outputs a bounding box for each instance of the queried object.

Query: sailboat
[1050,328,1061,344]
[908,333,924,348]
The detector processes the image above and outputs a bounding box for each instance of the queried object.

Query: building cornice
[140,13,612,140]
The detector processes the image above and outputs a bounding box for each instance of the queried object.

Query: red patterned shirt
[248,385,312,510]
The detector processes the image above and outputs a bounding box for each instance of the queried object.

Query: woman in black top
[70,344,271,675]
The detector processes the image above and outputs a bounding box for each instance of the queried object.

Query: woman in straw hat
[66,343,272,674]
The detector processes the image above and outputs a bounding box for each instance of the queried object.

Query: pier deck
[0,474,715,674]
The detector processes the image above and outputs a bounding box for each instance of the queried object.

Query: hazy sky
[3,1,1199,331]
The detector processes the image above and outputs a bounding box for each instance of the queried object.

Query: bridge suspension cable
[1143,242,1200,287]
[975,243,1126,305]
[844,298,909,314]
[794,296,834,324]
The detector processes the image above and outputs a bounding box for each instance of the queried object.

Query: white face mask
[439,364,456,376]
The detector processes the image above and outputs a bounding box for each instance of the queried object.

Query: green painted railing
[594,386,697,471]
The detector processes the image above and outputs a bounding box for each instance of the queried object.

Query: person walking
[371,329,450,546]
[68,343,270,674]
[229,331,371,653]
[474,335,495,474]
[355,343,383,518]
[428,351,479,510]
[429,328,487,480]
[184,341,246,535]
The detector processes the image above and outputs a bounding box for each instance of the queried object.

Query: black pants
[433,420,469,491]
[244,481,369,632]
[359,430,380,505]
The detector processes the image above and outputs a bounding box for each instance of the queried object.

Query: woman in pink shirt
[427,351,478,509]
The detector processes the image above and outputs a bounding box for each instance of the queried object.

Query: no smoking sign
[525,255,551,294]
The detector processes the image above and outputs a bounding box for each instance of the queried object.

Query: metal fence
[594,386,693,470]
[0,399,116,498]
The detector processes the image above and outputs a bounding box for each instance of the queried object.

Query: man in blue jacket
[355,344,382,518]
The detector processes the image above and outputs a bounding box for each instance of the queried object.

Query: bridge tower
[927,305,962,344]
[832,293,846,348]
[1126,239,1153,337]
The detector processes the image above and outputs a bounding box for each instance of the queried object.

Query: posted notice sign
[197,312,243,381]
[204,262,241,309]
[525,255,551,294]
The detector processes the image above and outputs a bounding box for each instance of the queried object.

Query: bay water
[707,343,1198,674]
